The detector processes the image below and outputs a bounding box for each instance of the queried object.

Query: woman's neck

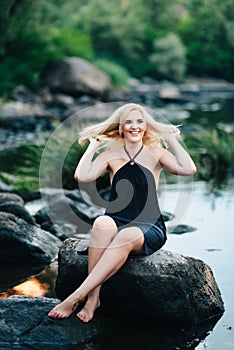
[124,141,143,157]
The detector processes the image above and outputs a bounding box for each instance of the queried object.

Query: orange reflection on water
[13,277,50,297]
[0,277,50,299]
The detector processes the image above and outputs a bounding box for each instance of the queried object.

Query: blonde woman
[48,103,196,322]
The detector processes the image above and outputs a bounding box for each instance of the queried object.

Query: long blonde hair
[78,103,176,149]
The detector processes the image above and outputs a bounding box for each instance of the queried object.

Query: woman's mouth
[129,130,141,136]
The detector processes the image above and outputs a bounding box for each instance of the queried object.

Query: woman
[48,103,196,322]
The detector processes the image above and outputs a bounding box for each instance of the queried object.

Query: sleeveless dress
[105,161,167,255]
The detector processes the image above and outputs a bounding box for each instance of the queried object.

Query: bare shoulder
[146,145,166,161]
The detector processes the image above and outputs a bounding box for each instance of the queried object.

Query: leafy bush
[51,28,94,61]
[185,128,234,190]
[93,58,130,88]
[0,145,43,197]
[0,31,61,94]
[149,33,186,82]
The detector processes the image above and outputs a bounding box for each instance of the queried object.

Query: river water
[0,98,234,349]
[165,179,234,349]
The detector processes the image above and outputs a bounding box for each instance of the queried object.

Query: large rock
[0,192,36,225]
[35,188,105,237]
[0,295,221,350]
[41,57,111,97]
[0,296,102,349]
[0,212,61,264]
[55,239,224,325]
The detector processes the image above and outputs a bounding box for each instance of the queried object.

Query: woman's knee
[93,215,117,230]
[90,216,118,245]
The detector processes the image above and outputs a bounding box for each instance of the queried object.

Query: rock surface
[0,296,102,349]
[0,294,222,350]
[0,192,36,225]
[0,212,61,264]
[41,57,111,97]
[35,188,105,238]
[55,239,225,325]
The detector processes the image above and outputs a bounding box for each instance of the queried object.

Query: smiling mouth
[129,130,141,135]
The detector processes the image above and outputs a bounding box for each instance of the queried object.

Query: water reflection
[97,316,223,350]
[0,263,57,299]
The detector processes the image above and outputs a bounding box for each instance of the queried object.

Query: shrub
[185,128,234,190]
[51,28,94,61]
[93,58,130,88]
[149,33,186,82]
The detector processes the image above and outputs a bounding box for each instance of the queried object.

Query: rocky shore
[1,56,234,150]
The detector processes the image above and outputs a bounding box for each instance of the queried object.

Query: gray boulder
[41,57,111,97]
[0,192,24,205]
[55,239,224,325]
[0,295,102,349]
[0,192,36,224]
[0,295,223,350]
[0,212,61,264]
[35,188,105,237]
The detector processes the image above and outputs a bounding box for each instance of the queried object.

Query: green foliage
[74,0,147,76]
[0,144,43,197]
[51,28,94,61]
[0,30,60,94]
[0,0,95,94]
[149,33,186,81]
[1,0,234,96]
[93,58,130,88]
[0,139,88,196]
[185,129,234,190]
[176,0,234,79]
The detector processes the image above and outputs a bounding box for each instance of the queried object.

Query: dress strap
[124,144,144,165]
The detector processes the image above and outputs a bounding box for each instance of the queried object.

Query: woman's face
[121,110,146,142]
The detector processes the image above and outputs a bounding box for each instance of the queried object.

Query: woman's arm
[74,138,109,182]
[159,129,197,176]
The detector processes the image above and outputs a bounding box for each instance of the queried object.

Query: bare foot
[48,296,83,319]
[77,297,100,323]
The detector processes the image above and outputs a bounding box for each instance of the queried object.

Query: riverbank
[1,74,234,150]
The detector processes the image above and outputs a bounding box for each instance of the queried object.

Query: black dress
[105,161,167,255]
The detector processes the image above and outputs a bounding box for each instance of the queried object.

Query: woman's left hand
[165,127,181,143]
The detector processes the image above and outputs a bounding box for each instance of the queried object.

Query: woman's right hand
[88,137,101,152]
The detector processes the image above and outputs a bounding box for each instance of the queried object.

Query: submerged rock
[55,238,225,325]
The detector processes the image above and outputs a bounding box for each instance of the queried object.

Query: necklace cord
[124,144,144,163]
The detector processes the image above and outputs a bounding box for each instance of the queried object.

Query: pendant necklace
[124,144,144,165]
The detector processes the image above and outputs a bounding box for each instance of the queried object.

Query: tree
[149,33,186,81]
[176,0,234,79]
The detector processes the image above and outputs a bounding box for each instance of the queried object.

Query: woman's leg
[48,215,118,319]
[48,226,144,320]
[77,216,118,322]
